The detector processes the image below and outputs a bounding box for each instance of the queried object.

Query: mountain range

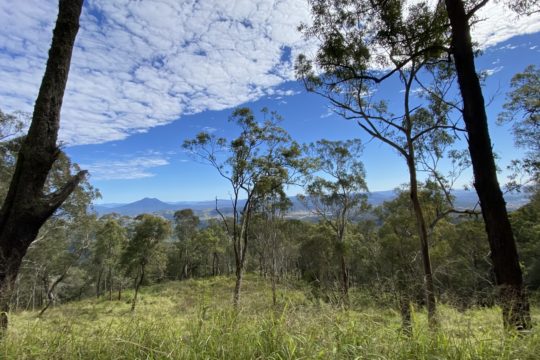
[91,190,531,219]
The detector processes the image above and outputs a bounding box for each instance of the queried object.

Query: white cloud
[0,0,538,146]
[202,126,217,133]
[484,66,504,76]
[475,2,540,49]
[320,108,334,119]
[82,156,169,180]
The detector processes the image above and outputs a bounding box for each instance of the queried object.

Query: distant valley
[92,190,532,219]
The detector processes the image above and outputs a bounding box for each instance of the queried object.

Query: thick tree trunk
[0,0,85,333]
[444,0,531,330]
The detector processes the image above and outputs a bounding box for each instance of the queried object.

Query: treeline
[8,183,540,318]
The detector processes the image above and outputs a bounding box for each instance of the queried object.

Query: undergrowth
[2,275,539,359]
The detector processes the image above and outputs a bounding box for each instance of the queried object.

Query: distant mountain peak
[138,197,164,203]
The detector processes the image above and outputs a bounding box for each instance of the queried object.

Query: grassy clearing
[2,275,539,359]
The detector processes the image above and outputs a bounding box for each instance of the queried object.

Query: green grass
[2,275,539,359]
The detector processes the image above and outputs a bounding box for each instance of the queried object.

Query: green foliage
[168,212,229,279]
[300,139,369,299]
[511,189,540,288]
[183,107,307,304]
[297,223,336,289]
[499,65,540,186]
[183,107,306,205]
[296,0,449,94]
[95,219,127,270]
[1,111,101,311]
[93,218,128,298]
[304,139,368,213]
[122,214,171,281]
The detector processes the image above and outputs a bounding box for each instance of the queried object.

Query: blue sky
[0,1,539,203]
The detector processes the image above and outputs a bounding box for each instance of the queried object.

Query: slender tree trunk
[14,278,19,312]
[271,270,277,307]
[39,260,74,317]
[38,290,54,318]
[407,154,437,327]
[211,254,215,276]
[0,0,85,333]
[212,252,218,276]
[399,295,412,335]
[108,267,113,301]
[271,244,277,307]
[131,265,145,312]
[444,0,531,330]
[339,252,349,306]
[96,268,103,298]
[31,276,37,311]
[233,262,243,308]
[78,286,83,301]
[232,206,250,308]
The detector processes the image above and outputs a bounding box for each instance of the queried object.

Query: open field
[2,275,539,359]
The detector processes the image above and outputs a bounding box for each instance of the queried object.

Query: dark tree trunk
[339,252,349,306]
[0,0,85,333]
[39,250,79,317]
[131,265,145,312]
[233,262,243,308]
[399,296,412,335]
[212,252,219,276]
[96,268,103,298]
[232,206,250,308]
[444,0,531,330]
[270,242,278,307]
[108,267,113,301]
[407,152,437,328]
[396,268,413,335]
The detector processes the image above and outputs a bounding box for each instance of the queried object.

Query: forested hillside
[0,0,539,358]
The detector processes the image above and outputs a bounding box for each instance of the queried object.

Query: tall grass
[2,275,539,359]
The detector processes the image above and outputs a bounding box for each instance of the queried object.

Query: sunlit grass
[2,275,539,359]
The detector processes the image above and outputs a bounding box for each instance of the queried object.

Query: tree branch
[38,170,87,221]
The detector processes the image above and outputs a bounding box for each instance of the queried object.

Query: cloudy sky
[0,0,539,203]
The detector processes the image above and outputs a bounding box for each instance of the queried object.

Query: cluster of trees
[0,0,538,336]
[4,100,538,333]
[295,0,539,330]
[2,159,539,330]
